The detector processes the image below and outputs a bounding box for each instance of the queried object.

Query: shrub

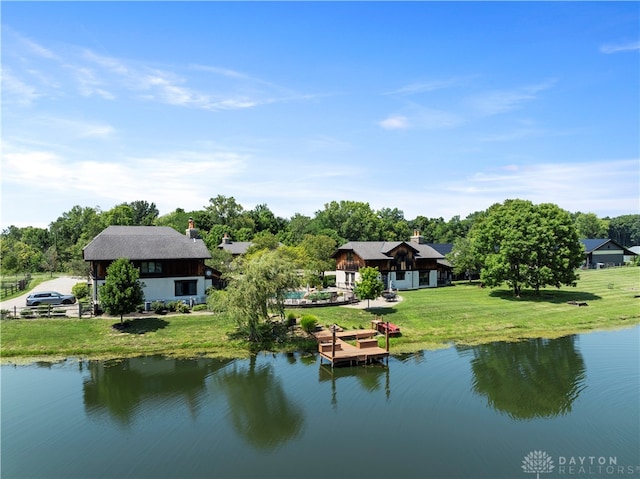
[20,309,35,318]
[175,302,190,314]
[151,301,166,314]
[71,282,90,300]
[206,290,229,313]
[166,301,179,312]
[300,314,318,334]
[192,304,207,312]
[323,274,336,288]
[286,312,297,327]
[1,309,9,320]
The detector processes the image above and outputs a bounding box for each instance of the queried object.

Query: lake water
[2,326,639,479]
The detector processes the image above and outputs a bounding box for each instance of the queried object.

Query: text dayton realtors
[556,456,638,476]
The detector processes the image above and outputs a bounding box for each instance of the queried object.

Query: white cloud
[379,115,410,130]
[4,28,314,112]
[600,41,640,54]
[384,76,472,96]
[1,69,41,106]
[468,80,556,116]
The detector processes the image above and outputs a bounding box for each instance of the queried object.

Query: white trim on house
[93,276,210,306]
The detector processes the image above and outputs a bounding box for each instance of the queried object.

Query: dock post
[386,321,390,352]
[331,326,336,368]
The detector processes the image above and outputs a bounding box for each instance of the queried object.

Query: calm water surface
[2,326,639,479]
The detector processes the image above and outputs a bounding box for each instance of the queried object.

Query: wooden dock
[313,326,390,367]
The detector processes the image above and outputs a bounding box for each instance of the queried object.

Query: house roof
[334,241,444,261]
[83,226,211,261]
[218,241,253,255]
[427,243,454,256]
[580,238,636,255]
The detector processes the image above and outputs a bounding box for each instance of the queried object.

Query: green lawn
[1,267,638,361]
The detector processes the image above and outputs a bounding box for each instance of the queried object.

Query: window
[175,280,197,296]
[396,271,406,281]
[141,262,163,274]
[419,271,431,286]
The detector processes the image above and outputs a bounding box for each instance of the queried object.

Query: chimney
[410,229,424,244]
[186,217,199,239]
[222,233,231,244]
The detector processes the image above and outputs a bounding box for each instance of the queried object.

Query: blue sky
[2,1,639,229]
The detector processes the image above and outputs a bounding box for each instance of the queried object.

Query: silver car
[26,291,76,306]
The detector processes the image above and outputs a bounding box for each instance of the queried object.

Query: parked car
[26,291,76,306]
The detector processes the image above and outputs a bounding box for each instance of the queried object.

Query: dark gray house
[580,238,637,268]
[217,233,252,256]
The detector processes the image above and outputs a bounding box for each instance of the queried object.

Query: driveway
[1,276,84,311]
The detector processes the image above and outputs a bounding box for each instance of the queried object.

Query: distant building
[580,238,638,268]
[218,233,252,257]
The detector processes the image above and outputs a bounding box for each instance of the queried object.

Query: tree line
[1,196,638,276]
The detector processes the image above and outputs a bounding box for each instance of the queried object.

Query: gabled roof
[218,241,253,256]
[334,241,444,261]
[83,226,211,261]
[580,238,610,253]
[580,238,636,254]
[427,243,454,256]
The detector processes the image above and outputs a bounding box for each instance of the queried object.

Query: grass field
[1,267,638,361]
[0,273,60,301]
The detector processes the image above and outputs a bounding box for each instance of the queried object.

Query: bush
[286,312,297,327]
[300,314,318,334]
[192,304,207,312]
[175,302,190,314]
[323,275,336,288]
[206,290,229,313]
[166,301,179,312]
[151,301,166,314]
[71,282,90,300]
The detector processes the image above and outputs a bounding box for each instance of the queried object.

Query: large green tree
[573,212,608,239]
[608,214,640,246]
[224,250,300,342]
[446,236,482,282]
[99,258,145,323]
[354,266,385,309]
[472,199,583,296]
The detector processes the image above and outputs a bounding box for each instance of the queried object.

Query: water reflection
[318,364,390,408]
[213,356,304,450]
[462,336,586,419]
[83,356,230,425]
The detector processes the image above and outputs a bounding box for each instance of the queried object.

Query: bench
[567,301,588,307]
[319,342,342,353]
[357,338,379,349]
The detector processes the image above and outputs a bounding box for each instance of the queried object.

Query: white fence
[1,303,92,320]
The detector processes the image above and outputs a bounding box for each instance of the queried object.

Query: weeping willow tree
[224,249,300,342]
